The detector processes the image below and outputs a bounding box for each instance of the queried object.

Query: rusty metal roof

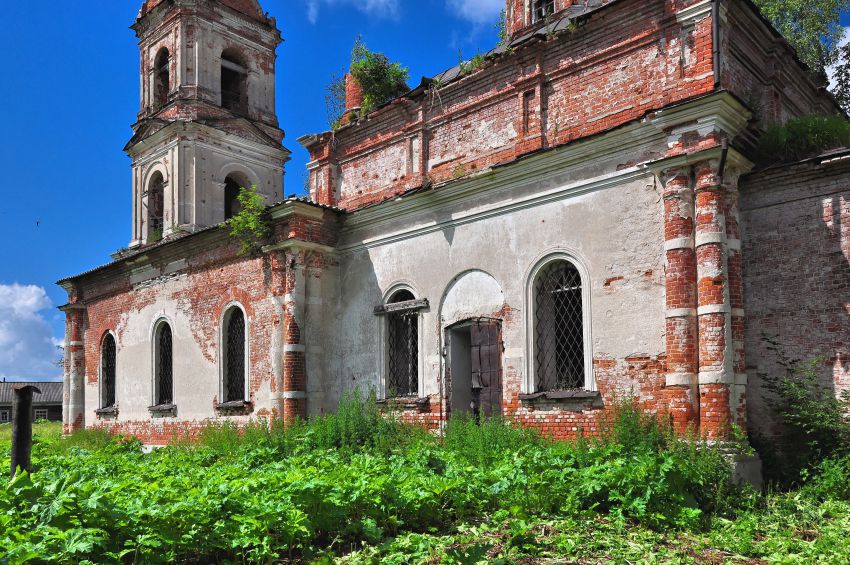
[0,382,63,406]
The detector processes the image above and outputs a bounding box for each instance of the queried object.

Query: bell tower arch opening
[221,49,249,115]
[153,47,170,108]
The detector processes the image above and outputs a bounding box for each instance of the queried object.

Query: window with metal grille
[0,410,9,423]
[153,47,170,108]
[34,409,48,421]
[533,0,556,22]
[386,290,419,397]
[147,172,165,240]
[534,259,586,391]
[154,322,173,405]
[101,333,117,408]
[223,307,246,402]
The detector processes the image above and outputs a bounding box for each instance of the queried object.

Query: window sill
[519,390,603,410]
[95,406,119,418]
[376,396,430,412]
[215,400,253,416]
[148,404,177,417]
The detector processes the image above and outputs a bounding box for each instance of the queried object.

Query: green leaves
[226,185,271,256]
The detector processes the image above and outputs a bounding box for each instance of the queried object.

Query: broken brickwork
[60,0,844,447]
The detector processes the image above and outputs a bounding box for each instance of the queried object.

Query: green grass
[757,115,850,165]
[0,400,848,564]
[0,421,62,445]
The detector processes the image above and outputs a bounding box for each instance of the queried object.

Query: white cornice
[127,120,290,161]
[268,201,326,221]
[675,0,713,24]
[262,239,335,255]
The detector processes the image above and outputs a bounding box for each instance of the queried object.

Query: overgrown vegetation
[327,38,409,129]
[2,392,850,563]
[226,184,270,256]
[755,115,850,164]
[755,341,850,486]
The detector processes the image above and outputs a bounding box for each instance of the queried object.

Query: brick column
[694,160,734,440]
[282,249,307,423]
[662,167,699,433]
[61,305,86,435]
[724,169,748,431]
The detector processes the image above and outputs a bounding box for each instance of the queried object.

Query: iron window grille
[534,260,586,391]
[224,308,246,403]
[386,290,419,397]
[101,334,117,408]
[156,323,174,406]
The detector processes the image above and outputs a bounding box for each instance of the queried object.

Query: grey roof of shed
[0,382,63,406]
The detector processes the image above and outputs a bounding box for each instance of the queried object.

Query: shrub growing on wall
[226,185,270,256]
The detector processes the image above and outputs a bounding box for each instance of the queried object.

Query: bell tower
[127,0,290,247]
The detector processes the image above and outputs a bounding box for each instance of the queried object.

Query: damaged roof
[0,382,63,406]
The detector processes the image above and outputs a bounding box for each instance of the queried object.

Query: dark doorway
[447,319,503,420]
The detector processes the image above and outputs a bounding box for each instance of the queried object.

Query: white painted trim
[284,344,306,353]
[699,370,733,385]
[219,302,251,404]
[665,237,694,251]
[675,0,712,23]
[666,372,698,386]
[216,162,260,188]
[697,304,729,315]
[695,232,726,247]
[283,391,307,399]
[524,250,595,395]
[666,308,697,319]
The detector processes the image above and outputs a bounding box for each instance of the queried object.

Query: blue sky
[0,1,848,381]
[0,0,503,381]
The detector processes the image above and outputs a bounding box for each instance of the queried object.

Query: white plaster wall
[317,163,666,411]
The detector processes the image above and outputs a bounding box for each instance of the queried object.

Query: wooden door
[471,320,503,418]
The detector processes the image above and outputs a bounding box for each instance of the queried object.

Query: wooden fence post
[10,384,40,478]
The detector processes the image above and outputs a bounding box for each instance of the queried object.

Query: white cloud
[827,26,850,90]
[306,0,400,24]
[446,0,504,26]
[0,284,63,382]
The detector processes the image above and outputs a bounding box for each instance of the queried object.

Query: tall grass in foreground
[0,394,847,564]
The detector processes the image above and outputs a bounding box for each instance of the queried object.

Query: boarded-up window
[387,290,418,397]
[534,260,586,390]
[154,321,173,405]
[101,333,117,409]
[223,307,246,402]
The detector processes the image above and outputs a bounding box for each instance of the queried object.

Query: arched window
[533,259,586,391]
[101,333,117,409]
[224,176,244,220]
[154,48,170,108]
[221,49,248,114]
[386,289,419,397]
[222,306,247,403]
[153,321,173,406]
[147,172,165,241]
[532,0,555,22]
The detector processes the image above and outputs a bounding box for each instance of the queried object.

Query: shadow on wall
[744,181,850,439]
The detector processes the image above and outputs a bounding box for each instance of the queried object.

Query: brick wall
[305,0,717,211]
[740,156,850,438]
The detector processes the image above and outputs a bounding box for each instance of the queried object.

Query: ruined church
[60,0,849,451]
